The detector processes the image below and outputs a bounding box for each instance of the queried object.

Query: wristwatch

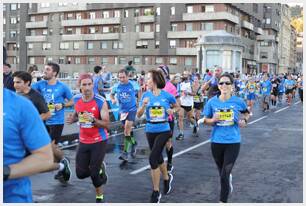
[91,117,96,124]
[4,165,10,181]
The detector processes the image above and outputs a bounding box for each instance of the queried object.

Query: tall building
[289,25,297,73]
[3,3,300,75]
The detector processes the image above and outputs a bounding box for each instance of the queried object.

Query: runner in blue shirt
[110,69,141,161]
[260,73,272,112]
[284,74,296,105]
[3,88,53,203]
[197,73,250,203]
[277,74,286,105]
[137,69,179,203]
[32,62,73,183]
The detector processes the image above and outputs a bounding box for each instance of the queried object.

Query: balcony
[176,48,197,56]
[25,36,47,42]
[61,18,121,27]
[7,50,18,56]
[135,15,155,23]
[254,27,263,35]
[241,20,254,31]
[138,32,154,39]
[61,33,120,41]
[183,12,240,24]
[26,21,48,29]
[256,34,276,41]
[167,31,209,39]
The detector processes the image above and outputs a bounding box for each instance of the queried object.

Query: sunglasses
[218,82,232,85]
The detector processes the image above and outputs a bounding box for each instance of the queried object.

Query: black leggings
[211,143,240,203]
[76,141,107,188]
[146,131,171,169]
[299,89,303,102]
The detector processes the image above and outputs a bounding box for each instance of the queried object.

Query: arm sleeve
[63,84,73,101]
[203,99,213,118]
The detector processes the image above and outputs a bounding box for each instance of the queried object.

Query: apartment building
[3,3,300,75]
[289,25,297,73]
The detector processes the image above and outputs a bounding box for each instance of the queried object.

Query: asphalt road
[31,97,303,203]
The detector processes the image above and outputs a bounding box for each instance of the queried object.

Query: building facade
[3,3,301,76]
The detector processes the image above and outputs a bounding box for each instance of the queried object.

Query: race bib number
[48,103,55,115]
[216,109,234,126]
[263,87,267,92]
[194,95,200,102]
[149,106,166,123]
[78,112,94,128]
[120,112,129,121]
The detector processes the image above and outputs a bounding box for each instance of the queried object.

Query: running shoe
[99,161,108,185]
[131,141,138,158]
[61,157,72,182]
[176,133,184,140]
[96,194,105,203]
[54,171,62,180]
[193,125,197,134]
[163,173,173,195]
[119,152,129,161]
[229,173,233,194]
[150,190,162,203]
[167,163,174,173]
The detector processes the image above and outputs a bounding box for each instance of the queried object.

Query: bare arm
[40,111,51,121]
[8,143,54,179]
[94,101,110,130]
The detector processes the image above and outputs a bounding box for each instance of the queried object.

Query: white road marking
[248,116,267,125]
[274,106,289,114]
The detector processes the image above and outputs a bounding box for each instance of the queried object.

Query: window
[113,25,120,33]
[76,28,81,35]
[201,22,213,31]
[3,4,6,11]
[73,42,80,50]
[30,30,35,36]
[75,57,81,64]
[135,9,140,17]
[186,23,192,31]
[11,4,17,10]
[90,12,95,19]
[156,7,160,16]
[43,29,48,35]
[145,57,149,65]
[114,57,118,64]
[133,57,140,65]
[10,17,17,24]
[186,39,195,48]
[67,13,73,20]
[114,10,121,18]
[122,26,127,33]
[87,42,94,50]
[3,32,5,38]
[144,8,153,16]
[10,31,17,38]
[171,23,177,31]
[135,25,140,32]
[29,57,35,64]
[3,18,6,25]
[222,50,232,70]
[60,14,64,21]
[206,50,221,68]
[185,57,193,66]
[76,13,82,20]
[101,57,108,64]
[260,52,268,59]
[28,43,33,50]
[101,41,108,49]
[169,40,176,48]
[89,27,96,34]
[103,11,109,18]
[136,40,148,49]
[187,5,193,13]
[47,57,53,63]
[66,28,73,34]
[124,9,129,18]
[253,4,258,13]
[156,24,160,32]
[144,24,151,32]
[49,29,53,35]
[88,57,95,64]
[103,26,109,33]
[60,42,69,50]
[42,43,51,50]
[119,57,126,64]
[155,57,163,64]
[41,3,50,8]
[170,57,177,65]
[113,41,123,49]
[170,7,175,15]
[204,5,214,12]
[58,3,68,6]
[266,18,271,24]
[155,40,160,49]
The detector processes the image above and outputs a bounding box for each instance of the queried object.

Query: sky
[286,3,303,7]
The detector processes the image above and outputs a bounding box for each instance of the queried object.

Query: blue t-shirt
[260,80,272,95]
[3,89,51,203]
[284,79,296,89]
[203,95,247,144]
[32,80,73,125]
[140,90,176,133]
[111,80,139,113]
[93,75,104,96]
[278,78,286,93]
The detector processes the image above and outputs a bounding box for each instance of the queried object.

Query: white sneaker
[229,173,233,194]
[197,118,205,126]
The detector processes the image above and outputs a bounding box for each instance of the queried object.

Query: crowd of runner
[3,59,303,203]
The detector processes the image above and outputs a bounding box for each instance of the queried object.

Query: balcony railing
[61,18,121,27]
[183,12,240,24]
[61,33,120,41]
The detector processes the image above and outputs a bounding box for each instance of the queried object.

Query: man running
[67,73,109,203]
[260,73,272,112]
[284,74,296,106]
[110,69,140,161]
[32,62,73,183]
